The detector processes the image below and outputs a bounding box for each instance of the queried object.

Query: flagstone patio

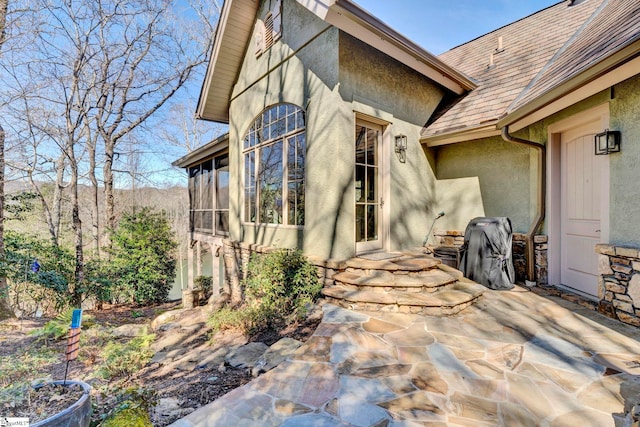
[170,287,640,427]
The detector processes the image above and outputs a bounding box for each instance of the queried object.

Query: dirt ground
[0,301,320,425]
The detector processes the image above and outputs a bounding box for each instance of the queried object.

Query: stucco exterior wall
[228,0,346,257]
[609,74,640,247]
[226,0,449,259]
[434,137,533,234]
[338,34,447,251]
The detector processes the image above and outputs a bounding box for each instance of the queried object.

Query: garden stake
[64,309,83,385]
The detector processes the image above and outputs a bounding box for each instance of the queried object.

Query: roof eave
[195,0,260,124]
[421,122,500,147]
[172,134,230,168]
[297,0,476,94]
[325,0,477,95]
[499,40,640,130]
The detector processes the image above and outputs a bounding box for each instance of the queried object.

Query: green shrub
[208,249,321,336]
[30,308,95,342]
[97,331,155,379]
[244,249,322,325]
[1,231,75,313]
[108,208,177,305]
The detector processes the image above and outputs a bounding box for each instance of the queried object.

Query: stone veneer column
[596,244,640,327]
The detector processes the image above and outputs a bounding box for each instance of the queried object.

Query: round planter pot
[32,380,92,427]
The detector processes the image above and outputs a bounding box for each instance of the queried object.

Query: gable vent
[264,13,274,49]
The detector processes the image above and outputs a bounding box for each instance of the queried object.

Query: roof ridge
[442,0,566,54]
[504,0,610,115]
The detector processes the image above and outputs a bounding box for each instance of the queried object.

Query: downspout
[501,126,546,284]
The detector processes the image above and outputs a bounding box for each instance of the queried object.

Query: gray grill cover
[460,217,515,290]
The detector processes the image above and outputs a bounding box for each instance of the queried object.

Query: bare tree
[0,0,14,320]
[91,0,217,238]
[0,0,218,310]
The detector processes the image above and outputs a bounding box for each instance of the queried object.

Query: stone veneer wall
[221,240,344,300]
[432,230,548,285]
[596,244,640,327]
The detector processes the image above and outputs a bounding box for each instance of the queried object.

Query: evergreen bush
[108,208,177,305]
[208,249,321,335]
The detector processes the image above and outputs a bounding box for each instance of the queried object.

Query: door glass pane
[367,205,378,241]
[366,129,377,166]
[355,125,366,164]
[355,165,365,203]
[356,204,365,243]
[367,166,377,202]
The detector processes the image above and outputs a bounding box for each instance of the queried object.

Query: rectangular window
[188,153,229,236]
[215,155,229,235]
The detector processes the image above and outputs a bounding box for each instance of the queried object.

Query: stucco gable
[196,0,474,123]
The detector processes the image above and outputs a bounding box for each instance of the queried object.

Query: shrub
[1,231,75,314]
[108,208,177,305]
[30,308,95,342]
[208,249,321,336]
[97,331,155,379]
[244,249,322,325]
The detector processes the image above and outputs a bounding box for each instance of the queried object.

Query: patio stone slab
[171,289,640,427]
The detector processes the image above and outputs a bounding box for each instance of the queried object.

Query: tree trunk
[0,125,14,320]
[103,141,115,238]
[69,153,83,307]
[87,136,100,256]
[0,0,15,320]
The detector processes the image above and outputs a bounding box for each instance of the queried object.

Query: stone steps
[321,251,484,316]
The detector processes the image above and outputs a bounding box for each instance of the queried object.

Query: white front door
[355,119,384,253]
[560,122,607,298]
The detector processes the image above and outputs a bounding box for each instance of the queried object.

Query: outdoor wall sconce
[595,129,621,155]
[395,134,407,163]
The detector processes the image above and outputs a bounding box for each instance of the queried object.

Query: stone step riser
[331,281,458,294]
[321,252,484,317]
[323,297,479,316]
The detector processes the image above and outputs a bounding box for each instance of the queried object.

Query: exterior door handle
[595,230,601,233]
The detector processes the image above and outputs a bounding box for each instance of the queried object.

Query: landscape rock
[197,348,230,370]
[158,322,181,332]
[112,324,148,337]
[225,342,269,369]
[151,310,183,331]
[253,338,303,376]
[151,331,190,352]
[150,351,168,365]
[153,397,195,424]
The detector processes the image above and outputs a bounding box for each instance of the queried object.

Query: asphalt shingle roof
[509,0,640,112]
[422,0,606,138]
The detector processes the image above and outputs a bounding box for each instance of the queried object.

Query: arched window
[243,104,305,226]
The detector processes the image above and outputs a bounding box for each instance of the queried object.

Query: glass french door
[355,120,383,253]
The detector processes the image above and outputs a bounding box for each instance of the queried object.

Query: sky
[353,0,560,55]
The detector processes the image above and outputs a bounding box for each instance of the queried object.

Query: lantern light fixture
[595,129,621,155]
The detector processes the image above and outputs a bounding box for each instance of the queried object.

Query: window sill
[242,222,303,230]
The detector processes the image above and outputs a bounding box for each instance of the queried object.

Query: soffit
[195,0,260,123]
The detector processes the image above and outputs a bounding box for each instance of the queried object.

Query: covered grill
[460,217,515,290]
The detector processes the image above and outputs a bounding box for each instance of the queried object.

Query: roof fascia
[195,0,259,123]
[499,41,640,131]
[297,0,476,94]
[421,123,500,147]
[172,135,230,168]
